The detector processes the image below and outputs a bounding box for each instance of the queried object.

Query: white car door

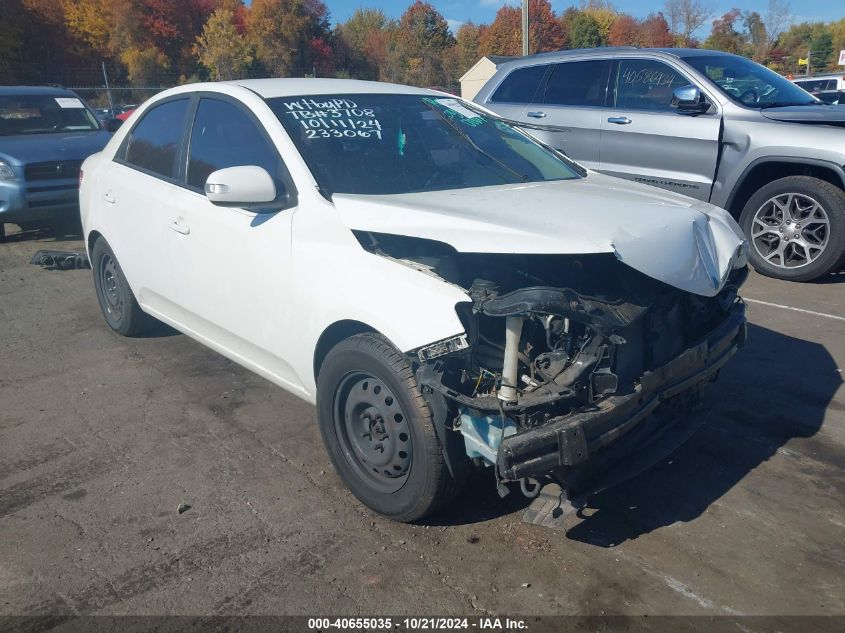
[165,96,303,392]
[96,97,192,313]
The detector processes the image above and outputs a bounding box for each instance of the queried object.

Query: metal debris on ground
[522,482,579,529]
[30,250,90,270]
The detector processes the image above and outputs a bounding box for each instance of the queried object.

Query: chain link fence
[2,59,461,116]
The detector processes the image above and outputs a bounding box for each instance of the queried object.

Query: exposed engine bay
[356,231,748,501]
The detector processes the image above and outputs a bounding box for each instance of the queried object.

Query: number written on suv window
[614,59,692,112]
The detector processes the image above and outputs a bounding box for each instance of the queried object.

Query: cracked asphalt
[1,227,844,617]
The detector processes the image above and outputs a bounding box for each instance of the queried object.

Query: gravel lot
[1,227,844,617]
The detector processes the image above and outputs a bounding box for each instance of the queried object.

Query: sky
[316,0,842,34]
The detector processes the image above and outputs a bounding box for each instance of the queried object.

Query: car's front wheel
[316,333,466,522]
[91,236,154,336]
[740,176,845,281]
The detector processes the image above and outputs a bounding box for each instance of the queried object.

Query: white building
[459,56,514,100]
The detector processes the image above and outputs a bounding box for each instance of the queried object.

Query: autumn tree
[479,5,520,57]
[219,0,247,34]
[453,22,483,75]
[608,12,673,47]
[336,8,393,79]
[581,0,617,43]
[195,8,252,79]
[639,13,674,47]
[704,9,745,54]
[391,1,453,87]
[608,15,639,46]
[139,0,217,78]
[60,0,114,55]
[247,0,333,77]
[479,0,565,57]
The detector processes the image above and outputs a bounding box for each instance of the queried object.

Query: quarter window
[123,99,190,177]
[187,98,280,190]
[614,59,692,112]
[490,65,549,103]
[543,60,610,107]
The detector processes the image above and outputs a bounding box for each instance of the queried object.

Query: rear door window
[186,98,280,191]
[490,65,549,104]
[122,99,190,178]
[543,60,611,107]
[613,59,692,112]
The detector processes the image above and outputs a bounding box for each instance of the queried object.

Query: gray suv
[475,48,845,281]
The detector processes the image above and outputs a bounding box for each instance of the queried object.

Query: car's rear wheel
[740,176,845,281]
[91,236,154,336]
[0,223,5,243]
[316,332,466,522]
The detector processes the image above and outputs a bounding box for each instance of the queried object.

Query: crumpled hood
[333,172,749,297]
[0,130,111,165]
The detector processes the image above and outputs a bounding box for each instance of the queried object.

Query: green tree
[743,11,768,61]
[247,0,333,77]
[569,11,604,48]
[453,22,482,75]
[195,8,252,79]
[336,8,392,79]
[581,0,617,43]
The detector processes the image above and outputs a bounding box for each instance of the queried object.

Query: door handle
[526,111,547,118]
[169,217,190,236]
[607,116,632,125]
[102,192,115,204]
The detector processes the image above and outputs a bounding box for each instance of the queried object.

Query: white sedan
[80,79,749,521]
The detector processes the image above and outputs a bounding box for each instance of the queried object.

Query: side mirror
[672,85,710,114]
[205,165,277,206]
[106,118,123,133]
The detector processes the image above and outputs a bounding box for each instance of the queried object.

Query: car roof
[0,85,77,96]
[223,78,438,99]
[496,47,742,66]
[793,73,843,80]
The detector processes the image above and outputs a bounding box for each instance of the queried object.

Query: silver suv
[475,48,845,281]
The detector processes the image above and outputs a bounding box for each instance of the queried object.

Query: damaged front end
[364,233,748,502]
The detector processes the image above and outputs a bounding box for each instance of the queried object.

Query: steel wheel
[91,236,154,336]
[333,372,412,494]
[751,193,829,269]
[99,253,125,322]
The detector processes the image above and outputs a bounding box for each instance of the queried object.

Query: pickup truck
[474,48,845,281]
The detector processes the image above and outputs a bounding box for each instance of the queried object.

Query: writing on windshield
[271,93,582,196]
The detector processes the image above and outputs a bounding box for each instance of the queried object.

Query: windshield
[270,93,583,196]
[681,55,819,108]
[0,94,100,135]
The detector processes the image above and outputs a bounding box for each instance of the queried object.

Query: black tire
[316,333,465,522]
[739,176,845,281]
[0,223,5,243]
[91,236,154,336]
